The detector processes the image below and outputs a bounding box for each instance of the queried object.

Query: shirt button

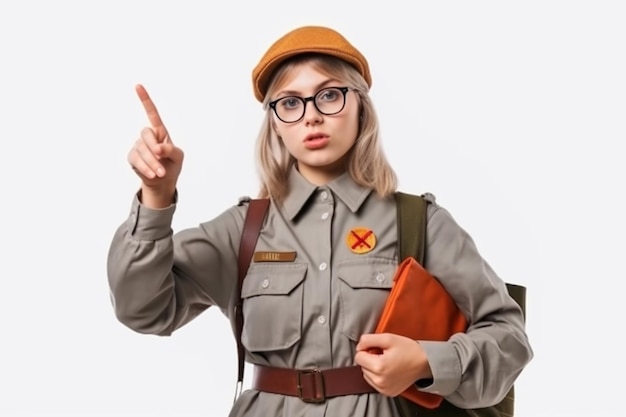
[319,262,328,271]
[375,273,385,283]
[317,315,327,325]
[321,212,329,220]
[320,191,328,200]
[261,279,270,289]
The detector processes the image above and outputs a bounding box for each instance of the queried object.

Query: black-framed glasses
[268,87,351,123]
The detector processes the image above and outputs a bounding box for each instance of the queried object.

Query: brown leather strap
[236,198,270,384]
[252,364,377,403]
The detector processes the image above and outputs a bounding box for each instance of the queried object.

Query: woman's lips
[304,134,330,150]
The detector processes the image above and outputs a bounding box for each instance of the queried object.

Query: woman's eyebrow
[276,79,340,97]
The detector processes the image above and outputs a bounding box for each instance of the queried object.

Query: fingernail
[156,168,165,177]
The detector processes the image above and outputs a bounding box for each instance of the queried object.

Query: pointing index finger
[135,84,165,129]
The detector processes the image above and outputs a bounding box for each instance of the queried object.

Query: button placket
[306,186,333,361]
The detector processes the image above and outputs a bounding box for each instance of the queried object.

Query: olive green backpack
[235,193,526,417]
[395,191,526,417]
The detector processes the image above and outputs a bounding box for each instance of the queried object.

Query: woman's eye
[281,98,301,109]
[319,89,338,101]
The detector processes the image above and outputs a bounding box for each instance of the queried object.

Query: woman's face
[270,63,360,185]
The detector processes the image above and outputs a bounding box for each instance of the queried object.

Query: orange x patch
[346,227,377,254]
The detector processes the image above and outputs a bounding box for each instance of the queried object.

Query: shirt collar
[282,166,372,220]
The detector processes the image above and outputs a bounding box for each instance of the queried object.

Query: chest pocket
[241,263,307,352]
[337,257,396,342]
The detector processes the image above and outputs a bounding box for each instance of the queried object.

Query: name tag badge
[253,251,297,262]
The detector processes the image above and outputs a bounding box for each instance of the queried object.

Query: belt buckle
[296,368,326,403]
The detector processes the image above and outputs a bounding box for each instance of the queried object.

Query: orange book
[374,256,468,409]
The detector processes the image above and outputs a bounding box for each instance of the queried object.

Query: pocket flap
[242,263,307,298]
[337,258,396,289]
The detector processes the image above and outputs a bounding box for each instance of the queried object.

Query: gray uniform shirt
[107,170,533,417]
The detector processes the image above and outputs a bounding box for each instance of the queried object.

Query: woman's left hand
[355,333,432,397]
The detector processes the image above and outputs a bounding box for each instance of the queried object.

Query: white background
[1,1,624,416]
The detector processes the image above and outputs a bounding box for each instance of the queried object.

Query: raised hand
[128,84,184,208]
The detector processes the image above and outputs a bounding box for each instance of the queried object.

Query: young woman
[107,25,533,417]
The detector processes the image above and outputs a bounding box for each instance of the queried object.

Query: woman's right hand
[128,84,184,208]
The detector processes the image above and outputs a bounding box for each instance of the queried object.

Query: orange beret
[252,26,371,102]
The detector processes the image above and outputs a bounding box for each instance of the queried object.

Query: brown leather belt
[252,364,377,403]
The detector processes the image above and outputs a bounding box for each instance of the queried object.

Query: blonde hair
[254,54,397,203]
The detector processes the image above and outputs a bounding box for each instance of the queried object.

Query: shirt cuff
[127,190,177,240]
[415,340,462,396]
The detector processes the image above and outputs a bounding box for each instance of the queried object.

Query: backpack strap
[394,191,428,264]
[234,198,270,397]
